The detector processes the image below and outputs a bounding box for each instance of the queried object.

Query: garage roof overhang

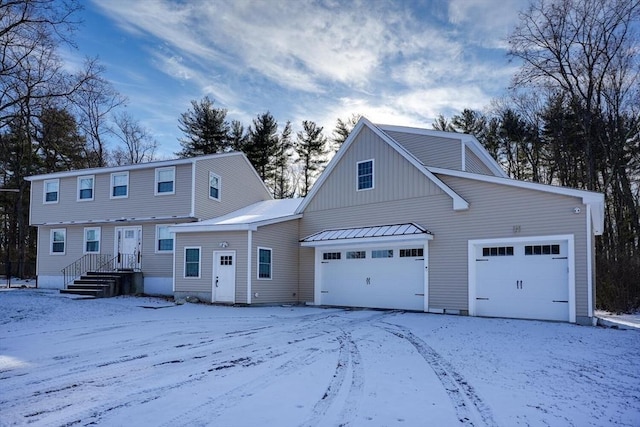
[300,223,433,247]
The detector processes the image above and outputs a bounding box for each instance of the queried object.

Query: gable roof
[430,167,605,235]
[295,117,470,214]
[377,124,508,178]
[24,151,254,181]
[170,198,303,233]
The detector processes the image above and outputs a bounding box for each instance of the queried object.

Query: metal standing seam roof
[300,223,432,242]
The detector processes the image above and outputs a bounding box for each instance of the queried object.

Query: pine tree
[296,120,327,196]
[243,112,279,184]
[273,121,294,199]
[177,96,230,157]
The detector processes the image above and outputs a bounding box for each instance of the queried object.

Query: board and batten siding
[464,147,494,176]
[174,231,248,302]
[193,154,272,220]
[300,178,590,316]
[383,130,462,170]
[305,126,444,213]
[30,163,193,225]
[251,220,300,304]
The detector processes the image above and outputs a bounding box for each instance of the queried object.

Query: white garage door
[474,240,569,321]
[320,246,425,310]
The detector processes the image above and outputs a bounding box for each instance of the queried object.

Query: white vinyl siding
[50,229,66,255]
[257,247,272,280]
[155,166,175,195]
[184,247,201,278]
[209,172,221,201]
[111,172,129,199]
[77,175,94,201]
[43,179,59,204]
[156,225,174,253]
[83,227,101,253]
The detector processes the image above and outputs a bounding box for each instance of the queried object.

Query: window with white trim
[77,175,94,201]
[155,166,175,195]
[482,246,514,257]
[525,244,560,256]
[84,227,101,253]
[399,248,424,257]
[258,247,272,279]
[156,225,174,252]
[357,159,374,190]
[346,250,366,259]
[209,172,221,200]
[111,172,129,198]
[51,228,66,254]
[44,179,59,203]
[323,252,341,260]
[184,247,200,278]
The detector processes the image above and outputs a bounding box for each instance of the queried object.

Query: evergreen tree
[36,107,88,172]
[177,96,230,157]
[331,114,361,149]
[243,112,279,184]
[228,120,247,152]
[273,121,295,199]
[295,120,327,196]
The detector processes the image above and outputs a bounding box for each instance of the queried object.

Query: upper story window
[357,159,374,190]
[155,166,175,195]
[111,172,129,199]
[209,172,221,201]
[258,247,272,279]
[84,227,101,253]
[156,225,174,252]
[77,175,94,201]
[50,228,66,255]
[43,179,59,204]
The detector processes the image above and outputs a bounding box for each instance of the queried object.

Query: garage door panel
[474,241,569,322]
[320,247,424,311]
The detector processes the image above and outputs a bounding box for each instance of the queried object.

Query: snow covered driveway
[1,290,639,426]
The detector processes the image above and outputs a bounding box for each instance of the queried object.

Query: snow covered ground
[1,289,639,427]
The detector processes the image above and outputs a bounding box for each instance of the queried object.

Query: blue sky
[68,0,530,158]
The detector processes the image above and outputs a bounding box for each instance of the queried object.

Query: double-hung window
[257,247,272,279]
[357,159,374,190]
[209,172,221,200]
[51,229,66,255]
[155,167,175,195]
[77,175,94,201]
[44,179,59,203]
[156,225,174,252]
[111,172,129,198]
[184,247,200,278]
[84,227,101,253]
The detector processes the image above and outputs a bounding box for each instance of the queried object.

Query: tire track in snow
[378,322,496,427]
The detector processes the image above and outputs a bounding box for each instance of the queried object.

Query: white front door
[115,226,142,270]
[213,251,236,303]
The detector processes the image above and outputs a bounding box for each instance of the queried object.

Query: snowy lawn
[1,289,639,427]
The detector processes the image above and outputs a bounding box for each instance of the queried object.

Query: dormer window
[357,159,374,190]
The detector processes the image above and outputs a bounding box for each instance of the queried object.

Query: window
[323,252,341,260]
[209,172,221,200]
[156,225,174,252]
[346,250,366,259]
[155,167,175,195]
[258,247,272,279]
[372,249,393,258]
[220,255,233,266]
[357,159,374,190]
[482,246,514,257]
[44,179,59,203]
[51,229,66,255]
[77,175,94,201]
[184,247,200,278]
[525,244,560,256]
[399,248,424,257]
[84,227,101,253]
[111,172,129,198]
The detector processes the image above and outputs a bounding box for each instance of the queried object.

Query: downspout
[190,159,196,218]
[586,204,594,322]
[247,230,252,304]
